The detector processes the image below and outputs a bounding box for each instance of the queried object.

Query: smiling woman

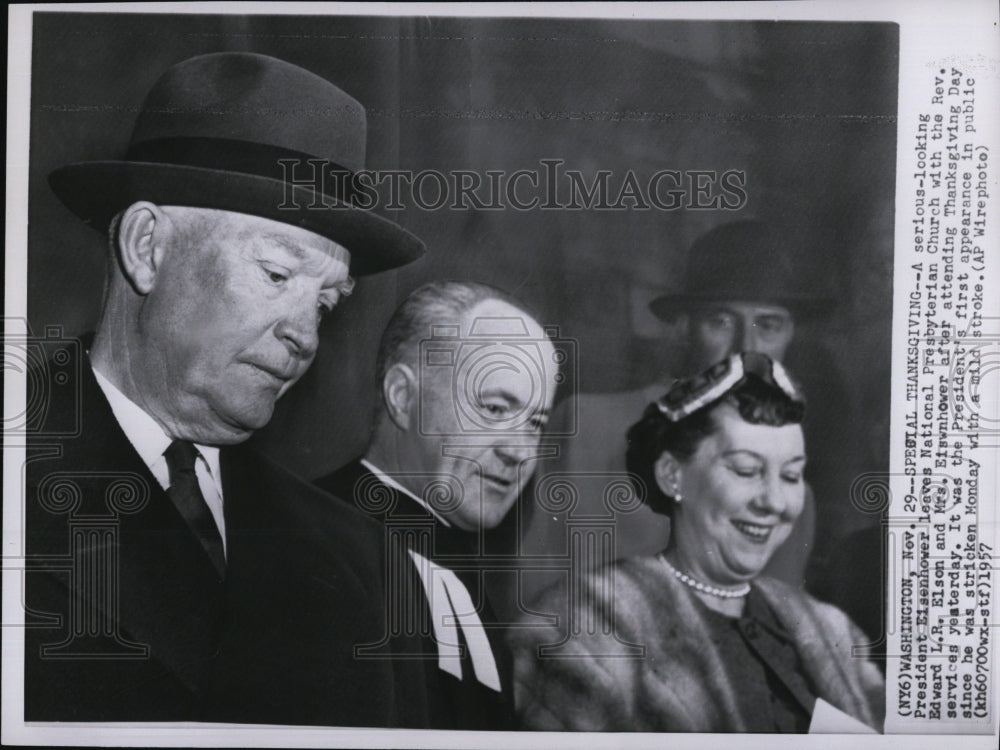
[507,353,885,732]
[630,353,807,613]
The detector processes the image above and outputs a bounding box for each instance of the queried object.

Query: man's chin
[448,500,514,532]
[205,404,276,444]
[482,497,518,530]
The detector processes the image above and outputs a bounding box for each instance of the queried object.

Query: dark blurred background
[29,13,897,632]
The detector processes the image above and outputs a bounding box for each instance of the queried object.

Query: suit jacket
[315,459,514,730]
[24,351,398,726]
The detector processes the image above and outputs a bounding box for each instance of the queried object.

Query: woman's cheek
[710,473,744,515]
[786,483,806,519]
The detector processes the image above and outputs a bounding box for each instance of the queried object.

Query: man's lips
[247,362,295,382]
[731,519,775,544]
[483,474,515,490]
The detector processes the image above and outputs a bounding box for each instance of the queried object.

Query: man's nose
[739,320,760,354]
[494,437,539,465]
[275,305,320,359]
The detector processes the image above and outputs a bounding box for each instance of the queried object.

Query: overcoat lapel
[27,360,223,698]
[207,449,400,727]
[316,460,514,729]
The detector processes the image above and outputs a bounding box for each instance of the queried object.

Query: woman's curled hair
[626,370,805,517]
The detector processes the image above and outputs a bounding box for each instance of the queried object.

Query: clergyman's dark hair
[374,280,536,388]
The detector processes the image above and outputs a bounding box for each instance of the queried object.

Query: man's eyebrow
[698,305,736,316]
[261,233,308,259]
[258,235,353,292]
[479,387,550,417]
[479,388,523,407]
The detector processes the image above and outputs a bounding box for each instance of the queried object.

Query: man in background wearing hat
[24,52,424,725]
[523,219,853,599]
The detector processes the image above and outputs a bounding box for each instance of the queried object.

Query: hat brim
[49,162,425,276]
[649,292,835,321]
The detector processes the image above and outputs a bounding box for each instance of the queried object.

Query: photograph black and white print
[3,3,998,749]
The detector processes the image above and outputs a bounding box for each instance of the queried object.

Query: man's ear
[382,363,417,431]
[116,201,173,295]
[653,451,683,499]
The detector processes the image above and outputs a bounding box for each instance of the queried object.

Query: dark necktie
[164,440,226,579]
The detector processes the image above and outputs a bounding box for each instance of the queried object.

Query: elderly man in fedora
[24,52,424,726]
[524,219,849,595]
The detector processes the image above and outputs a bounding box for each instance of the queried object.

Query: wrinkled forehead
[452,299,559,400]
[167,206,352,266]
[459,299,543,335]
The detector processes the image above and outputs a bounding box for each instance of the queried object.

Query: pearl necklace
[659,554,750,599]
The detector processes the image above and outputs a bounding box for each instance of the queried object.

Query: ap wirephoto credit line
[3,2,998,748]
[887,24,997,734]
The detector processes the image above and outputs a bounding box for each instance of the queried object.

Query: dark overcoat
[25,352,398,726]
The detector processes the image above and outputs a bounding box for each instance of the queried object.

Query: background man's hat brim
[649,290,835,320]
[648,219,837,321]
[50,161,423,276]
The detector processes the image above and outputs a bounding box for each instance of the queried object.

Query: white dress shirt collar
[91,364,226,546]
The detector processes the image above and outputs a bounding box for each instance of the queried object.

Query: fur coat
[508,555,885,732]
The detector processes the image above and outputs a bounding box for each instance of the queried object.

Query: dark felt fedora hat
[649,219,835,320]
[49,52,425,275]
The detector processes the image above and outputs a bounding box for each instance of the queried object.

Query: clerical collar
[359,458,452,527]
